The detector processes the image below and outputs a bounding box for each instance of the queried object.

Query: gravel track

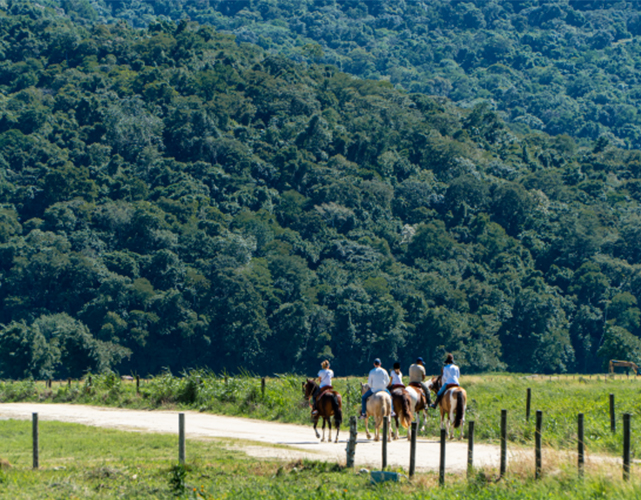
[0,403,502,472]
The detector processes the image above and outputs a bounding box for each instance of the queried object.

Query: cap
[417,357,424,363]
[374,358,381,365]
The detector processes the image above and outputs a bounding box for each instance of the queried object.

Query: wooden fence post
[32,413,38,469]
[136,375,140,394]
[261,377,266,399]
[409,422,417,478]
[623,413,631,481]
[577,413,584,478]
[610,393,616,433]
[346,416,357,468]
[178,413,186,465]
[535,410,542,479]
[500,409,507,478]
[467,420,475,478]
[526,388,531,422]
[439,428,446,486]
[67,378,71,388]
[382,416,388,470]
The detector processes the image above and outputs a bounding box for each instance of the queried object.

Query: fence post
[439,428,446,486]
[535,410,542,479]
[346,416,357,468]
[178,413,186,465]
[577,413,584,478]
[467,420,475,478]
[526,388,531,422]
[67,378,71,388]
[610,393,616,433]
[623,413,631,481]
[382,416,388,470]
[500,409,507,478]
[32,413,39,469]
[261,377,266,399]
[409,422,417,478]
[136,375,140,394]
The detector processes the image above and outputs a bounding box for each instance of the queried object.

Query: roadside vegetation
[1,372,640,457]
[0,418,639,499]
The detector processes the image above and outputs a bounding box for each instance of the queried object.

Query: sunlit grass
[2,371,641,456]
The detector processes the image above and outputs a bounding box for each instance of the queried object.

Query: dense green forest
[55,0,641,150]
[1,0,641,380]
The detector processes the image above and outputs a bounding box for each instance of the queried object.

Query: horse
[428,375,467,440]
[389,386,413,440]
[404,383,429,440]
[302,379,343,443]
[360,383,392,442]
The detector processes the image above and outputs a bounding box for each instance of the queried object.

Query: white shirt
[390,370,404,386]
[368,366,390,392]
[318,369,333,388]
[443,364,460,386]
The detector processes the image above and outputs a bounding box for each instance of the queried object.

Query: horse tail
[331,393,342,428]
[401,393,412,429]
[454,390,464,429]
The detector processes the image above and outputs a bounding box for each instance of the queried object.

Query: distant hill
[54,0,641,150]
[0,1,640,379]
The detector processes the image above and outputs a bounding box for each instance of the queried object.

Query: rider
[312,360,333,416]
[409,357,431,405]
[389,362,405,390]
[360,358,390,419]
[430,353,460,409]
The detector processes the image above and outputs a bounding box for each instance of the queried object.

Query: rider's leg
[431,384,448,409]
[420,382,432,405]
[361,388,373,416]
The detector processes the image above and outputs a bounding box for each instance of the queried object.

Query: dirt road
[0,403,501,472]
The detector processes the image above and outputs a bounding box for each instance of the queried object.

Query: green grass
[0,419,641,499]
[1,371,640,456]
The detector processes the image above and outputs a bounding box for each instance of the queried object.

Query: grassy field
[1,371,640,457]
[0,419,640,499]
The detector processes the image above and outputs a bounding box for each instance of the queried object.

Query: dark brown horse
[303,379,343,443]
[389,387,413,440]
[428,375,467,440]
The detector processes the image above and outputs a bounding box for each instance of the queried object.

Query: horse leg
[321,418,326,442]
[334,416,340,444]
[313,416,320,439]
[328,417,332,443]
[365,415,371,440]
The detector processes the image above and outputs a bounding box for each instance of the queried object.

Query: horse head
[360,382,370,395]
[429,375,442,394]
[303,379,316,398]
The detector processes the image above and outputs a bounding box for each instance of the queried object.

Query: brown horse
[389,387,413,440]
[405,383,429,439]
[303,379,343,443]
[428,375,467,440]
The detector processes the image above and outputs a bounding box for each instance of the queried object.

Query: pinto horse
[389,386,413,440]
[428,375,467,440]
[360,383,392,442]
[405,383,429,439]
[303,380,343,443]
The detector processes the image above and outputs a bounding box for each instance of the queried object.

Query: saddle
[443,383,459,392]
[318,385,334,396]
[389,384,405,392]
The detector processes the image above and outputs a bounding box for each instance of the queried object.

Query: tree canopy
[0,1,641,378]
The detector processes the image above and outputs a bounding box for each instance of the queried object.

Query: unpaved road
[0,403,501,472]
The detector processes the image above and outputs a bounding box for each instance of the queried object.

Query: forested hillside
[55,0,641,150]
[0,1,641,379]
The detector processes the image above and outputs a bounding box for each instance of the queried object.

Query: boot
[430,394,443,409]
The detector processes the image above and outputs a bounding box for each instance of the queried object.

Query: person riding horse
[360,358,390,419]
[431,353,460,409]
[408,357,431,407]
[311,360,333,416]
[389,362,404,390]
